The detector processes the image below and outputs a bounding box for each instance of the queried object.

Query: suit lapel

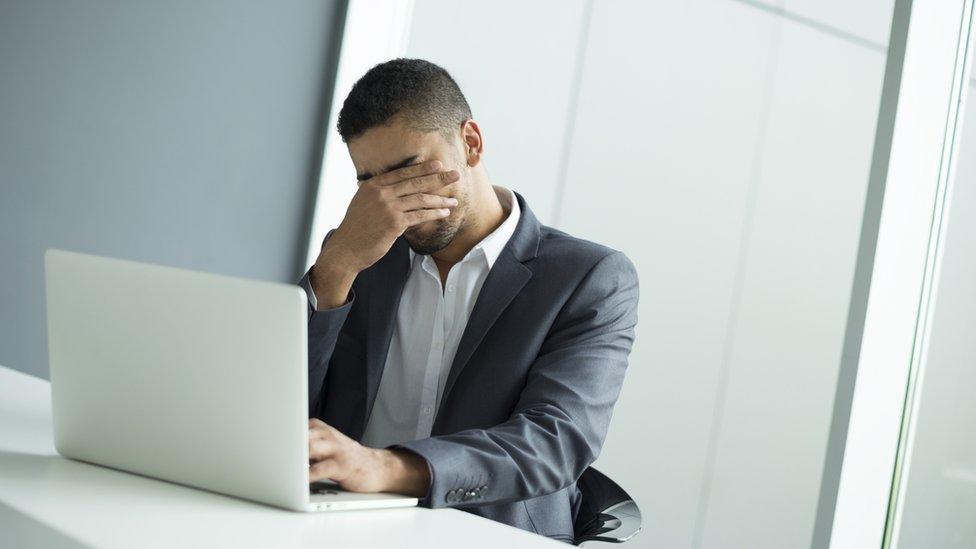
[437,250,531,410]
[436,191,541,416]
[362,237,410,432]
[359,191,542,435]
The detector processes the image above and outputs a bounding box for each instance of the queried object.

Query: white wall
[406,0,589,226]
[784,0,893,46]
[893,81,976,549]
[686,12,885,549]
[559,4,780,546]
[405,1,894,547]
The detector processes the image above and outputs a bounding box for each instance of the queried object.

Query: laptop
[44,248,418,512]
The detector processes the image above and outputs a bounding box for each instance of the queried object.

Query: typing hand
[308,418,430,496]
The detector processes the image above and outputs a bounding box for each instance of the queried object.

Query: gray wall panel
[0,0,345,378]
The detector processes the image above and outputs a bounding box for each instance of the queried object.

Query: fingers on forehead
[379,159,441,183]
[401,170,457,193]
[407,159,442,175]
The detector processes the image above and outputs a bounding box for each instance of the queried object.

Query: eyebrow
[356,155,420,181]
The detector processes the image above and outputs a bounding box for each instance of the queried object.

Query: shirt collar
[408,185,521,270]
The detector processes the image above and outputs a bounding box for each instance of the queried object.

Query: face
[347,116,473,255]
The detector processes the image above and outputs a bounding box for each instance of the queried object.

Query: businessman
[297,58,639,543]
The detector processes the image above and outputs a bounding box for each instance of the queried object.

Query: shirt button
[423,406,432,415]
[446,284,456,293]
[432,341,442,350]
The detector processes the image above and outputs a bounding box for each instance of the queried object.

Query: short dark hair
[336,58,472,142]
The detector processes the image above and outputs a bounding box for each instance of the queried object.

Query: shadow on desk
[0,500,90,549]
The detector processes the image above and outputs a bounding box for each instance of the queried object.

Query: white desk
[0,365,564,548]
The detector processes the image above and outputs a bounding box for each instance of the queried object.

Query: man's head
[337,58,485,256]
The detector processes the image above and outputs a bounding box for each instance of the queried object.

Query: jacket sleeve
[297,228,356,416]
[394,251,639,508]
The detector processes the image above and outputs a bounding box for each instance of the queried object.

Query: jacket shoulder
[535,225,631,271]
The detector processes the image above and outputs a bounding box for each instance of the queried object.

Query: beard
[405,153,468,255]
[404,204,466,255]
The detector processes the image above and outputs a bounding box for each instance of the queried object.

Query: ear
[460,119,484,167]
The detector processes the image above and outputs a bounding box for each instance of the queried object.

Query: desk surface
[0,365,564,548]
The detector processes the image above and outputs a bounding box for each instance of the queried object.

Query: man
[297,58,639,544]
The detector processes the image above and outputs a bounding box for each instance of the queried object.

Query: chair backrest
[573,467,642,545]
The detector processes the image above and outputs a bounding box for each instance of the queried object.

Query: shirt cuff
[298,271,319,311]
[300,266,354,313]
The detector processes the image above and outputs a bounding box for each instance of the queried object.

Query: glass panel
[887,26,976,548]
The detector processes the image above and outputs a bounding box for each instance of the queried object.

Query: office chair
[573,467,642,545]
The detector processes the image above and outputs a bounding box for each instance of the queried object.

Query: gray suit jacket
[298,191,639,543]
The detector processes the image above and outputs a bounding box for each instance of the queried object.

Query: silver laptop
[44,249,417,512]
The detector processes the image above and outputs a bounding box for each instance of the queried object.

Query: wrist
[309,257,358,310]
[312,260,357,289]
[377,448,430,497]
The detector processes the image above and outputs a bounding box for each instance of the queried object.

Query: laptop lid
[44,249,310,510]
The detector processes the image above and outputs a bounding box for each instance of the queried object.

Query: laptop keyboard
[310,481,342,495]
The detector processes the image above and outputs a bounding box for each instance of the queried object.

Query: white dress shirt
[305,186,521,449]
